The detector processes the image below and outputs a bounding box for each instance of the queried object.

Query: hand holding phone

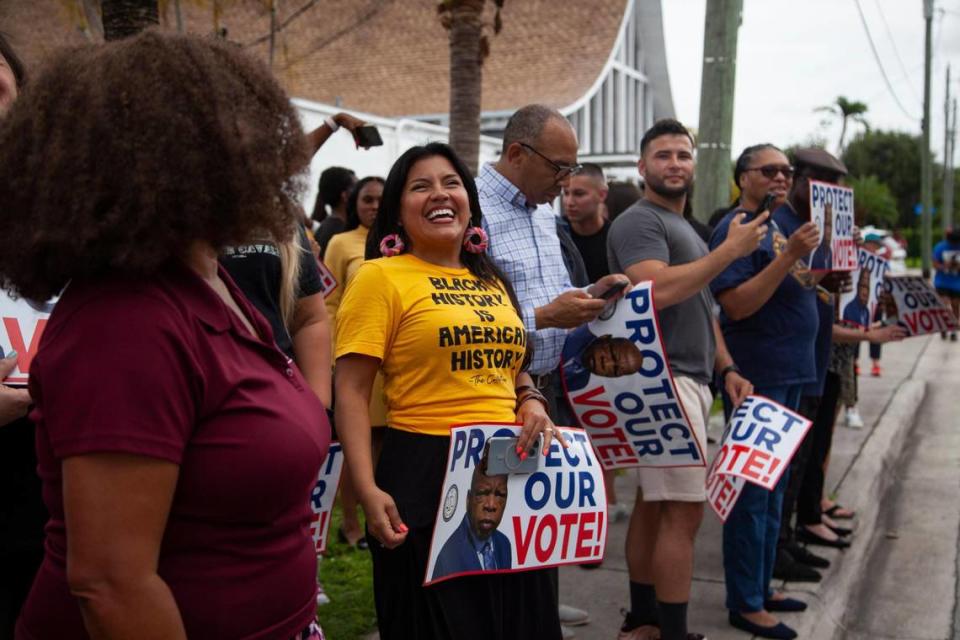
[485,436,541,475]
[353,125,384,149]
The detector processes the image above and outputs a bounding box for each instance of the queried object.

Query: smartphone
[353,125,384,148]
[485,436,541,475]
[597,280,628,300]
[756,192,776,216]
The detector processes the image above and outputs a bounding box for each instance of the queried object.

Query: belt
[531,371,555,391]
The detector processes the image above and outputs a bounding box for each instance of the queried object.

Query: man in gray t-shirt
[606,120,767,640]
[609,200,716,383]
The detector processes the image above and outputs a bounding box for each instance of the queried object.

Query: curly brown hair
[0,31,309,301]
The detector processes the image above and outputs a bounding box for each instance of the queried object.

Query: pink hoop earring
[462,226,489,254]
[379,233,405,257]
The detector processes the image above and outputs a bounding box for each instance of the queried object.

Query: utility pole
[945,96,957,231]
[943,65,951,231]
[693,0,743,223]
[921,0,933,278]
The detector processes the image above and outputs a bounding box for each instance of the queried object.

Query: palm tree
[816,96,869,154]
[439,0,504,175]
[101,0,159,41]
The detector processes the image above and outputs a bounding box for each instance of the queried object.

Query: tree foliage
[846,175,898,228]
[816,96,869,153]
[843,129,924,227]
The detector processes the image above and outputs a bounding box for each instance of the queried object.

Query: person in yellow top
[325,176,385,549]
[323,176,384,319]
[335,143,565,640]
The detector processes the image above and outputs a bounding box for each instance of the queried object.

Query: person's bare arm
[64,453,186,640]
[290,292,332,408]
[623,212,769,309]
[304,112,367,157]
[832,323,906,344]
[335,354,407,548]
[716,221,820,321]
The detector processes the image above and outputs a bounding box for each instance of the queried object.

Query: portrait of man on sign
[432,452,512,580]
[561,326,645,393]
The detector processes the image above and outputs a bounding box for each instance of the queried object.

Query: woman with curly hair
[0,32,330,640]
[335,142,564,639]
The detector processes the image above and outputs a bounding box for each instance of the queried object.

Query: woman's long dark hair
[345,176,385,231]
[366,142,526,335]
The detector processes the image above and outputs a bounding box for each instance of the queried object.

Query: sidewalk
[559,336,935,640]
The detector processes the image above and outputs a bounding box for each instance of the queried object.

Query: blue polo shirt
[933,239,960,292]
[709,204,819,388]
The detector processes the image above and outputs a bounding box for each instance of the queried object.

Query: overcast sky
[660,0,960,163]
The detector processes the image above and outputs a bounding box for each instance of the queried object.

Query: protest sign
[425,423,606,586]
[884,275,959,336]
[0,293,55,386]
[316,259,338,298]
[808,180,856,271]
[838,248,890,328]
[560,282,704,471]
[309,441,345,554]
[706,395,812,521]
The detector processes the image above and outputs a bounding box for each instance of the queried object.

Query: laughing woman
[334,143,563,640]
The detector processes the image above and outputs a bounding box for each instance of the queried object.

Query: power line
[872,0,922,105]
[852,0,920,121]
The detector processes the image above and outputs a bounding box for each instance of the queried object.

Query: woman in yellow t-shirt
[335,143,564,640]
[325,176,385,548]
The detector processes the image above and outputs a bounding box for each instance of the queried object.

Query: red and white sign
[706,395,812,521]
[808,180,856,272]
[0,293,56,386]
[884,275,959,337]
[309,441,345,554]
[560,282,704,471]
[425,423,606,586]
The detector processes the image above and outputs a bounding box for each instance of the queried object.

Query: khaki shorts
[633,375,712,502]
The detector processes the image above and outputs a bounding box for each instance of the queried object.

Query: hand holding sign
[515,390,568,456]
[722,369,753,408]
[786,222,820,260]
[0,352,30,427]
[706,395,812,521]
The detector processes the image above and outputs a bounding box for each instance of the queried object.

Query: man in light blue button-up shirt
[477,103,629,636]
[478,105,627,388]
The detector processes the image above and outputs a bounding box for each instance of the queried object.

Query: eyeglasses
[744,164,795,179]
[519,142,582,179]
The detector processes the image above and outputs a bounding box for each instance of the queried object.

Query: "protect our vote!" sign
[706,396,812,521]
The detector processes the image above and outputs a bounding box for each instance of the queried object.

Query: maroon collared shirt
[17,262,330,640]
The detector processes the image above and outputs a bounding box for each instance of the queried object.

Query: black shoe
[764,597,808,612]
[729,612,797,639]
[784,542,830,568]
[797,527,850,549]
[773,550,822,582]
[578,560,601,570]
[827,523,853,537]
[337,527,369,550]
[952,332,958,342]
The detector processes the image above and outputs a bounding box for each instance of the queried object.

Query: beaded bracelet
[516,390,549,414]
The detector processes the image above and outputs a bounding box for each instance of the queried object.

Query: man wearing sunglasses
[478,103,629,637]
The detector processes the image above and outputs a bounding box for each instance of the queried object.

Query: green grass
[316,506,377,640]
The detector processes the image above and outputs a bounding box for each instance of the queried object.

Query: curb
[789,377,927,639]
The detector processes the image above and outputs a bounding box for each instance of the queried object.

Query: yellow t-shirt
[335,253,527,436]
[324,226,369,321]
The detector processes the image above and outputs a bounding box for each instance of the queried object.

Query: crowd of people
[0,28,953,640]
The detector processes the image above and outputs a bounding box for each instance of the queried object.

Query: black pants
[369,429,561,640]
[778,395,821,546]
[796,372,842,526]
[0,418,47,640]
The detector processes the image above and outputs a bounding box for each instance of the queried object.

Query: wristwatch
[719,364,740,385]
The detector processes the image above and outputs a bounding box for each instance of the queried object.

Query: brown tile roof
[2,0,627,118]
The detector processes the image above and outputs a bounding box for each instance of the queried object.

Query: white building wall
[293,99,503,212]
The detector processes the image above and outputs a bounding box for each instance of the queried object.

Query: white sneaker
[845,407,864,429]
[558,604,590,626]
[561,625,577,639]
[608,502,630,523]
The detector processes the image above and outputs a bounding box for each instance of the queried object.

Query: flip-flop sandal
[824,504,855,519]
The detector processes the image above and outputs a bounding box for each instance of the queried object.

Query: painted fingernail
[520,451,528,461]
[398,524,408,533]
[516,445,523,455]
